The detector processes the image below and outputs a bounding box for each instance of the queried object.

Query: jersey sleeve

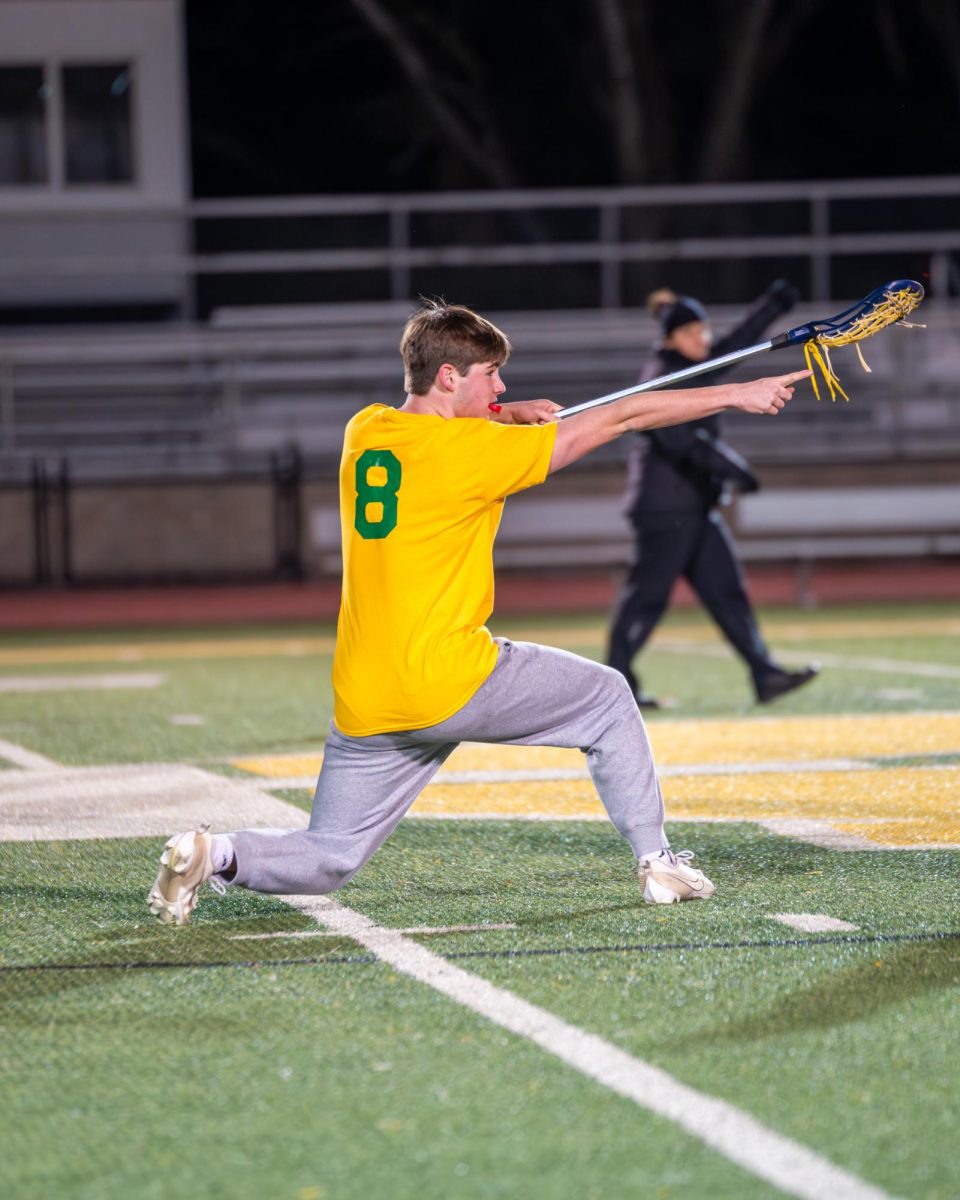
[454,419,558,503]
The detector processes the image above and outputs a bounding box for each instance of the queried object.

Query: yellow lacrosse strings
[803,340,850,402]
[801,285,924,402]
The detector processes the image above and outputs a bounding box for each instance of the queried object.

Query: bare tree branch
[696,0,774,181]
[347,0,517,188]
[629,2,679,182]
[191,125,288,189]
[917,0,960,110]
[591,0,646,181]
[876,0,909,77]
[760,0,826,69]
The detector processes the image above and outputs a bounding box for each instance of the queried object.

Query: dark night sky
[185,1,960,198]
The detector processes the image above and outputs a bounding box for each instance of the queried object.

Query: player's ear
[437,363,458,392]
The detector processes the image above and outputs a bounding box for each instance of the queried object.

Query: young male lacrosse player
[148,300,809,924]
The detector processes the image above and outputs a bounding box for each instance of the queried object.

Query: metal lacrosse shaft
[556,279,923,420]
[557,339,775,419]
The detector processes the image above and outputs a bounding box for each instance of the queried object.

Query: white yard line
[424,759,869,781]
[0,762,943,851]
[657,640,960,680]
[660,758,868,777]
[282,893,897,1200]
[0,764,307,841]
[769,913,861,933]
[0,672,164,693]
[408,811,610,822]
[778,650,960,680]
[438,767,589,783]
[757,818,882,851]
[753,818,950,852]
[0,738,61,771]
[255,758,872,792]
[0,755,913,1191]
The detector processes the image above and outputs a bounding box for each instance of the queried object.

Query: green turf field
[1,603,958,1199]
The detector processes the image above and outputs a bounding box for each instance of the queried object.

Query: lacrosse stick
[558,279,925,418]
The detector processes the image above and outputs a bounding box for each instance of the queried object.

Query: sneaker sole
[642,868,716,905]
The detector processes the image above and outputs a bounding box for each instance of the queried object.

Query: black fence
[6,447,323,588]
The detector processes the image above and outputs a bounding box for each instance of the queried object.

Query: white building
[0,0,190,318]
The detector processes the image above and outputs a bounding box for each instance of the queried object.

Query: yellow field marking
[684,767,960,847]
[661,765,959,820]
[0,636,336,667]
[413,778,603,819]
[410,767,960,847]
[231,746,589,779]
[831,817,958,847]
[232,711,960,780]
[231,713,960,849]
[233,752,325,777]
[647,712,960,765]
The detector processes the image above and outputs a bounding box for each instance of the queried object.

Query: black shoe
[634,692,661,710]
[754,664,819,704]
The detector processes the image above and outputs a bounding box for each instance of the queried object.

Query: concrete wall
[68,482,275,578]
[1,478,287,584]
[2,463,959,587]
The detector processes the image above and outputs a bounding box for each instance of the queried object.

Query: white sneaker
[639,849,715,905]
[147,824,223,926]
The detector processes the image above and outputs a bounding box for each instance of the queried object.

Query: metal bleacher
[2,300,959,584]
[2,173,959,583]
[2,299,959,475]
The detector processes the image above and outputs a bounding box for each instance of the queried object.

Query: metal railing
[0,175,958,311]
[190,175,960,307]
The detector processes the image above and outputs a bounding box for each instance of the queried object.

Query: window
[0,65,48,184]
[0,61,137,189]
[63,63,134,184]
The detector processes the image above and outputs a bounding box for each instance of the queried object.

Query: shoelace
[648,849,696,867]
[208,876,228,896]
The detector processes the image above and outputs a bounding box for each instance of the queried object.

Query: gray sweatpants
[230,638,667,893]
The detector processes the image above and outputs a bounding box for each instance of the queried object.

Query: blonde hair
[400,299,512,396]
[647,288,679,319]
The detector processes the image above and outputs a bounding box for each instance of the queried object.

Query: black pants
[606,509,771,696]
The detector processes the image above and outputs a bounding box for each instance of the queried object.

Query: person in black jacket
[606,281,819,708]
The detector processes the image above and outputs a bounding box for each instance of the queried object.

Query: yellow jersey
[333,405,558,735]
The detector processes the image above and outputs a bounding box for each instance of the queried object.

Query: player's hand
[735,370,811,415]
[492,399,562,425]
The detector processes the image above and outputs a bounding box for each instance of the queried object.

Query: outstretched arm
[548,370,810,474]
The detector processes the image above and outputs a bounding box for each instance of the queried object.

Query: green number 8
[354,449,401,539]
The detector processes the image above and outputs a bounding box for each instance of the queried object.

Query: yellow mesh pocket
[803,284,925,402]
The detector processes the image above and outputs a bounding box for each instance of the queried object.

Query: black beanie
[660,295,708,336]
